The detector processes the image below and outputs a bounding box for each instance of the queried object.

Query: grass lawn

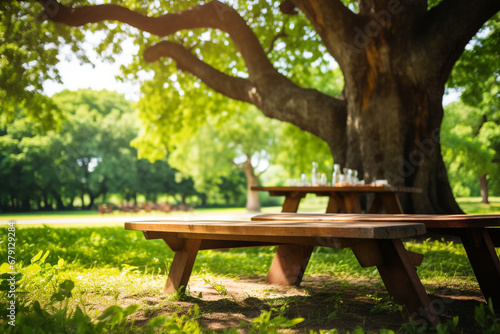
[1,197,499,333]
[456,197,500,214]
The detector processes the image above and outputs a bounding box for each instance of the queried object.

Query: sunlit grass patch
[457,197,500,214]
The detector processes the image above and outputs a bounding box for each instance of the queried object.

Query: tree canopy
[2,0,499,213]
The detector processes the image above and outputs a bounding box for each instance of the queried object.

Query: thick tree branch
[38,0,277,81]
[144,41,259,106]
[291,0,359,65]
[38,0,348,153]
[420,0,499,82]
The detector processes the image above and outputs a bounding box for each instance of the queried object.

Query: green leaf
[146,314,169,329]
[0,263,11,273]
[28,263,42,273]
[32,301,47,318]
[122,304,140,317]
[51,292,65,302]
[97,305,124,325]
[58,279,75,298]
[40,250,50,264]
[31,250,44,264]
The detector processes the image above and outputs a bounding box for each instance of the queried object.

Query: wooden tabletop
[252,213,500,228]
[251,186,423,193]
[125,219,426,239]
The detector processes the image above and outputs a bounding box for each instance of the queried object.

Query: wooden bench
[125,218,440,325]
[252,213,500,310]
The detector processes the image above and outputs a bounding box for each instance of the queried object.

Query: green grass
[1,198,500,332]
[2,221,499,332]
[2,195,499,222]
[456,197,500,214]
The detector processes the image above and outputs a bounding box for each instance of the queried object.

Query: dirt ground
[123,275,491,333]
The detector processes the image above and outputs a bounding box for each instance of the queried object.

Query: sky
[43,33,141,101]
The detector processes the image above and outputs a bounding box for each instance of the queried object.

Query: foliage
[443,13,500,197]
[0,89,199,212]
[447,13,500,114]
[0,1,90,130]
[1,221,499,332]
[441,101,500,197]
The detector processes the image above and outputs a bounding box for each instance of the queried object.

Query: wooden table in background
[253,213,500,308]
[252,185,423,286]
[251,186,422,214]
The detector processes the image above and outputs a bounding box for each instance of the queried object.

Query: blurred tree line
[0,88,331,212]
[0,89,202,212]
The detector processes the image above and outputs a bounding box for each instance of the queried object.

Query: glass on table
[300,173,309,186]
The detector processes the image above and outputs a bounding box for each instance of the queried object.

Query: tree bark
[480,174,489,204]
[242,159,261,212]
[38,0,500,213]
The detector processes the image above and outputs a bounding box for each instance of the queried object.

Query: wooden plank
[252,186,423,194]
[164,238,201,294]
[126,220,426,239]
[251,213,500,228]
[151,231,355,247]
[199,239,278,250]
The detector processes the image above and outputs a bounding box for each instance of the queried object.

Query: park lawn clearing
[1,223,499,333]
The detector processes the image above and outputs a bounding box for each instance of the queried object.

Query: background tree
[5,0,500,213]
[443,13,500,202]
[166,107,279,212]
[51,89,140,208]
[441,101,500,203]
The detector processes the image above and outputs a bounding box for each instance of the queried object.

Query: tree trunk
[329,6,468,214]
[53,192,65,210]
[479,173,489,204]
[341,70,463,214]
[242,159,261,212]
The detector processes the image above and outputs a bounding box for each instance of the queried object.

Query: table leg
[280,192,306,212]
[267,192,311,286]
[343,192,362,213]
[460,229,500,307]
[266,244,315,286]
[164,238,202,294]
[326,193,345,213]
[369,193,403,214]
[488,228,500,247]
[352,239,439,326]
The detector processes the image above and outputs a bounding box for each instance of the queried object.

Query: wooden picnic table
[125,218,440,325]
[252,185,422,287]
[252,213,500,309]
[251,185,422,214]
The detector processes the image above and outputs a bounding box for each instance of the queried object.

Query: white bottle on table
[312,162,318,186]
[332,164,340,186]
